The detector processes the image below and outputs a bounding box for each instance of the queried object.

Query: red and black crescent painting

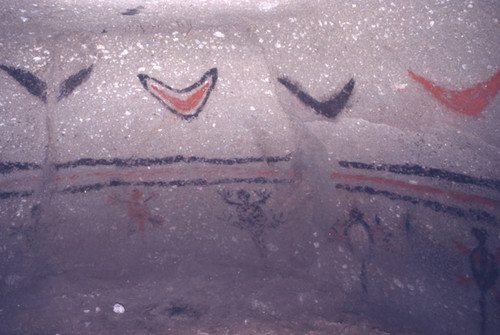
[138,68,218,119]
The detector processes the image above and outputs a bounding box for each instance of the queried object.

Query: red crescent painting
[409,69,500,118]
[138,68,218,119]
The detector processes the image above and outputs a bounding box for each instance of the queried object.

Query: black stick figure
[344,208,375,294]
[218,189,283,256]
[454,228,500,335]
[470,228,498,335]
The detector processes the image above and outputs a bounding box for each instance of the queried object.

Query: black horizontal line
[338,161,500,191]
[0,162,41,174]
[55,154,293,170]
[61,177,293,194]
[0,154,292,175]
[0,190,34,200]
[336,183,498,226]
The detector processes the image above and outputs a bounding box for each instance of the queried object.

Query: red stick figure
[108,190,163,237]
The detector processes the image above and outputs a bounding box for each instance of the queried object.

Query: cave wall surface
[0,1,499,334]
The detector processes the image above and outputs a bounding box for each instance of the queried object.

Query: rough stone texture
[0,1,499,334]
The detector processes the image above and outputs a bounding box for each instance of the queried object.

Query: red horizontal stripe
[331,172,499,208]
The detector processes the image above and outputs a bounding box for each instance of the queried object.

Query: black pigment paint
[0,65,47,102]
[0,154,292,200]
[138,68,218,119]
[338,160,500,191]
[31,203,42,219]
[0,190,34,200]
[0,161,40,174]
[121,6,144,15]
[403,212,412,238]
[278,76,355,118]
[54,153,292,170]
[344,208,374,293]
[62,177,292,195]
[57,65,94,101]
[218,189,284,257]
[335,184,498,226]
[468,228,498,335]
[167,304,199,318]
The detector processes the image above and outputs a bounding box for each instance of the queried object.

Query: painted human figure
[454,228,500,335]
[126,190,163,233]
[108,190,163,237]
[344,208,374,294]
[218,189,281,256]
[469,228,498,335]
